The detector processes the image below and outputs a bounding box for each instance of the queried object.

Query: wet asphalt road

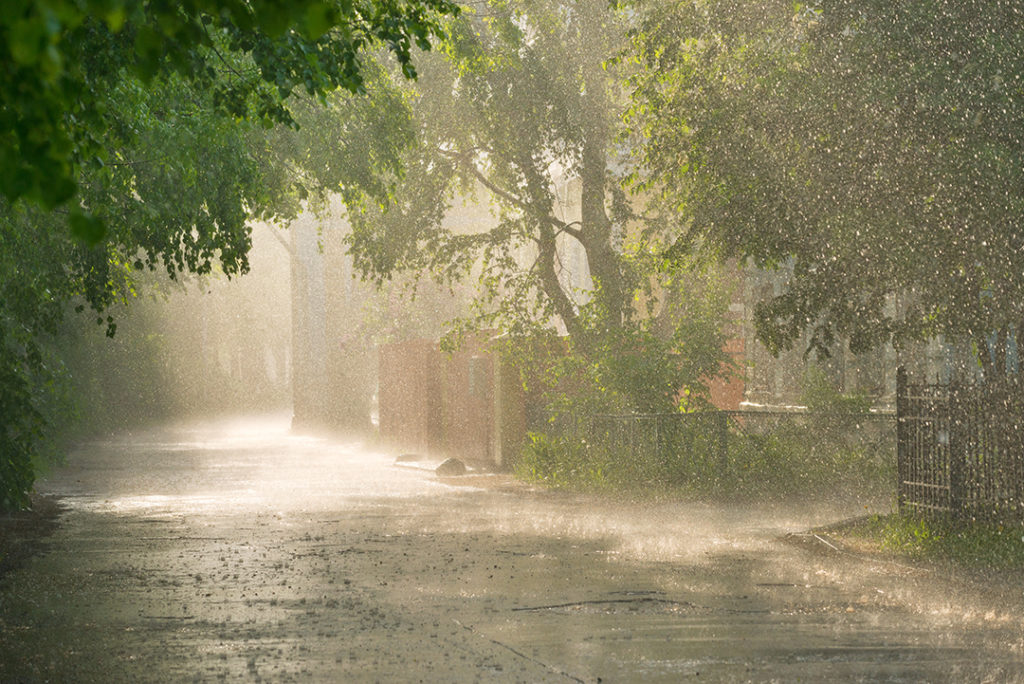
[1,416,1022,682]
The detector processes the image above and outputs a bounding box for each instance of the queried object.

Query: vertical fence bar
[997,381,1012,516]
[630,414,636,466]
[963,386,974,515]
[896,367,909,512]
[982,383,992,515]
[1013,380,1024,516]
[948,381,964,518]
[654,414,661,467]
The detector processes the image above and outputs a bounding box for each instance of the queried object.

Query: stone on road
[1,416,1021,682]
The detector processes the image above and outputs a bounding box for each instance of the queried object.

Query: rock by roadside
[435,457,466,476]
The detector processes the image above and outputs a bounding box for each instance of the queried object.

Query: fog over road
[1,416,1022,682]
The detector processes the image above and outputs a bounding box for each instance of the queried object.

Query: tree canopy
[2,0,458,227]
[625,0,1024,376]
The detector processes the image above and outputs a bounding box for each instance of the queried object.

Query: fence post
[1012,379,1024,517]
[717,412,729,475]
[947,382,965,517]
[630,414,636,465]
[896,366,908,512]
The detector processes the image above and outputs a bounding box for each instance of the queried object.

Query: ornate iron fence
[896,367,1024,519]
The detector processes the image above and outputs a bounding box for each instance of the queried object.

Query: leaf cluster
[1,0,459,226]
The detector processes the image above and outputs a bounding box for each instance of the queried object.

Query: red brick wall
[378,336,512,466]
[708,335,745,411]
[378,340,442,455]
[440,338,494,464]
[379,329,743,464]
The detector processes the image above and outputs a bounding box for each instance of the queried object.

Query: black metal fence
[896,367,1024,520]
[551,408,895,493]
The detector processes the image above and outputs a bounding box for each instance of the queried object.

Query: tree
[625,0,1024,377]
[1,0,458,510]
[1,0,459,229]
[347,0,627,331]
[345,0,732,414]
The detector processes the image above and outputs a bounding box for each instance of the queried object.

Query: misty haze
[2,1,1024,681]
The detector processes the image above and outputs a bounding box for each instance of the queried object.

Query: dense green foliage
[2,0,457,221]
[1,0,457,510]
[516,261,733,417]
[625,0,1024,371]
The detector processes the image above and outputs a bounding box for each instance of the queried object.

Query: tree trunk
[579,141,624,327]
[577,43,626,330]
[537,219,584,339]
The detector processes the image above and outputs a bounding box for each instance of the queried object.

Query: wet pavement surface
[1,416,1022,682]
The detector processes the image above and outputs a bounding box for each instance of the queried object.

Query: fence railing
[896,367,1024,519]
[550,408,895,493]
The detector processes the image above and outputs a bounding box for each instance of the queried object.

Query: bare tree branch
[440,147,585,242]
[267,224,296,256]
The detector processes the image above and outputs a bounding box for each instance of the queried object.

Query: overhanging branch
[440,148,584,242]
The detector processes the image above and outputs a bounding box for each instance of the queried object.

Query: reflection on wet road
[1,416,1022,681]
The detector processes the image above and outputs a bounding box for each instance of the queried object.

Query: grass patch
[838,513,1024,572]
[514,417,894,502]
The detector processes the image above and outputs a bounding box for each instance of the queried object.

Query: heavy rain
[2,0,1024,681]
